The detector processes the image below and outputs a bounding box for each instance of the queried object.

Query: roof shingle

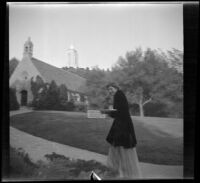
[31,57,87,94]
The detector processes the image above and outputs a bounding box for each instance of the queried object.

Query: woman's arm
[108,91,129,119]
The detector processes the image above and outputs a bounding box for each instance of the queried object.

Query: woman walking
[101,82,142,179]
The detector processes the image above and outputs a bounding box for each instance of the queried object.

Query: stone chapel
[9,37,87,106]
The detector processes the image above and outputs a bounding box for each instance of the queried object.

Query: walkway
[10,109,183,179]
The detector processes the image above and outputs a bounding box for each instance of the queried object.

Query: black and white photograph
[3,1,197,181]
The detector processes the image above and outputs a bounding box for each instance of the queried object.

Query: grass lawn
[132,116,183,138]
[10,111,183,165]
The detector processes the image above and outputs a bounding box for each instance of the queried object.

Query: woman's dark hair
[105,82,120,90]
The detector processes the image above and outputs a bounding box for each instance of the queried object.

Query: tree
[85,68,109,109]
[59,84,68,102]
[10,88,20,110]
[9,58,19,77]
[126,87,152,117]
[155,48,183,73]
[111,48,153,116]
[58,84,70,110]
[166,48,183,73]
[30,76,76,111]
[150,67,183,117]
[30,75,46,108]
[44,80,60,110]
[62,47,183,118]
[111,47,183,118]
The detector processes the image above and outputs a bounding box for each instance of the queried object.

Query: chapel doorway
[20,90,28,106]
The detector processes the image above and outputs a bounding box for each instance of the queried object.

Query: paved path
[10,109,183,179]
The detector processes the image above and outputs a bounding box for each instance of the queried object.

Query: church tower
[67,45,78,68]
[23,37,33,58]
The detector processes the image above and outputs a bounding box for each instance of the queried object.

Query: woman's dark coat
[106,90,137,148]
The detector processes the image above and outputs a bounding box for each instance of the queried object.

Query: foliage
[30,75,46,108]
[158,48,183,73]
[9,146,38,178]
[9,58,19,78]
[63,100,76,111]
[44,80,60,110]
[129,103,140,116]
[62,67,111,109]
[30,76,76,111]
[85,68,109,109]
[9,146,117,180]
[44,152,114,178]
[35,152,117,180]
[9,88,20,111]
[58,85,76,111]
[144,102,170,117]
[74,103,87,112]
[111,48,183,117]
[58,84,68,107]
[61,47,183,117]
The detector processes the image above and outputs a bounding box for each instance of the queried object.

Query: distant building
[10,37,87,106]
[67,45,78,68]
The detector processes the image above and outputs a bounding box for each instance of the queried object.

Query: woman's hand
[100,109,116,114]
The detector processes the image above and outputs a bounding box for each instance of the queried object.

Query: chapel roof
[31,57,87,94]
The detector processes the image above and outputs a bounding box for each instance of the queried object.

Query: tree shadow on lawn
[10,111,183,166]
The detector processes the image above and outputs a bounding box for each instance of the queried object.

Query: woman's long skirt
[107,145,142,179]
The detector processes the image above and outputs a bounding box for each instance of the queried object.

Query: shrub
[9,88,20,111]
[166,101,183,118]
[59,84,69,105]
[75,103,87,112]
[144,102,169,117]
[9,148,117,180]
[9,147,38,178]
[88,103,99,110]
[129,103,140,116]
[31,77,76,111]
[64,100,76,111]
[42,81,60,110]
[42,152,118,180]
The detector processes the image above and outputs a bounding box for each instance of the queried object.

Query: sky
[9,3,183,69]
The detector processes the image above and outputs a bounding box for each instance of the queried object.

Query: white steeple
[70,44,74,50]
[67,44,78,68]
[23,37,33,58]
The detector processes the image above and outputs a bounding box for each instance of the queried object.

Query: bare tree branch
[142,98,152,106]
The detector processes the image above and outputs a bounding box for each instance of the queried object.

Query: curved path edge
[10,109,183,179]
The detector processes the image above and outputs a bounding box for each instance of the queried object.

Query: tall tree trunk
[140,97,152,117]
[139,102,144,117]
